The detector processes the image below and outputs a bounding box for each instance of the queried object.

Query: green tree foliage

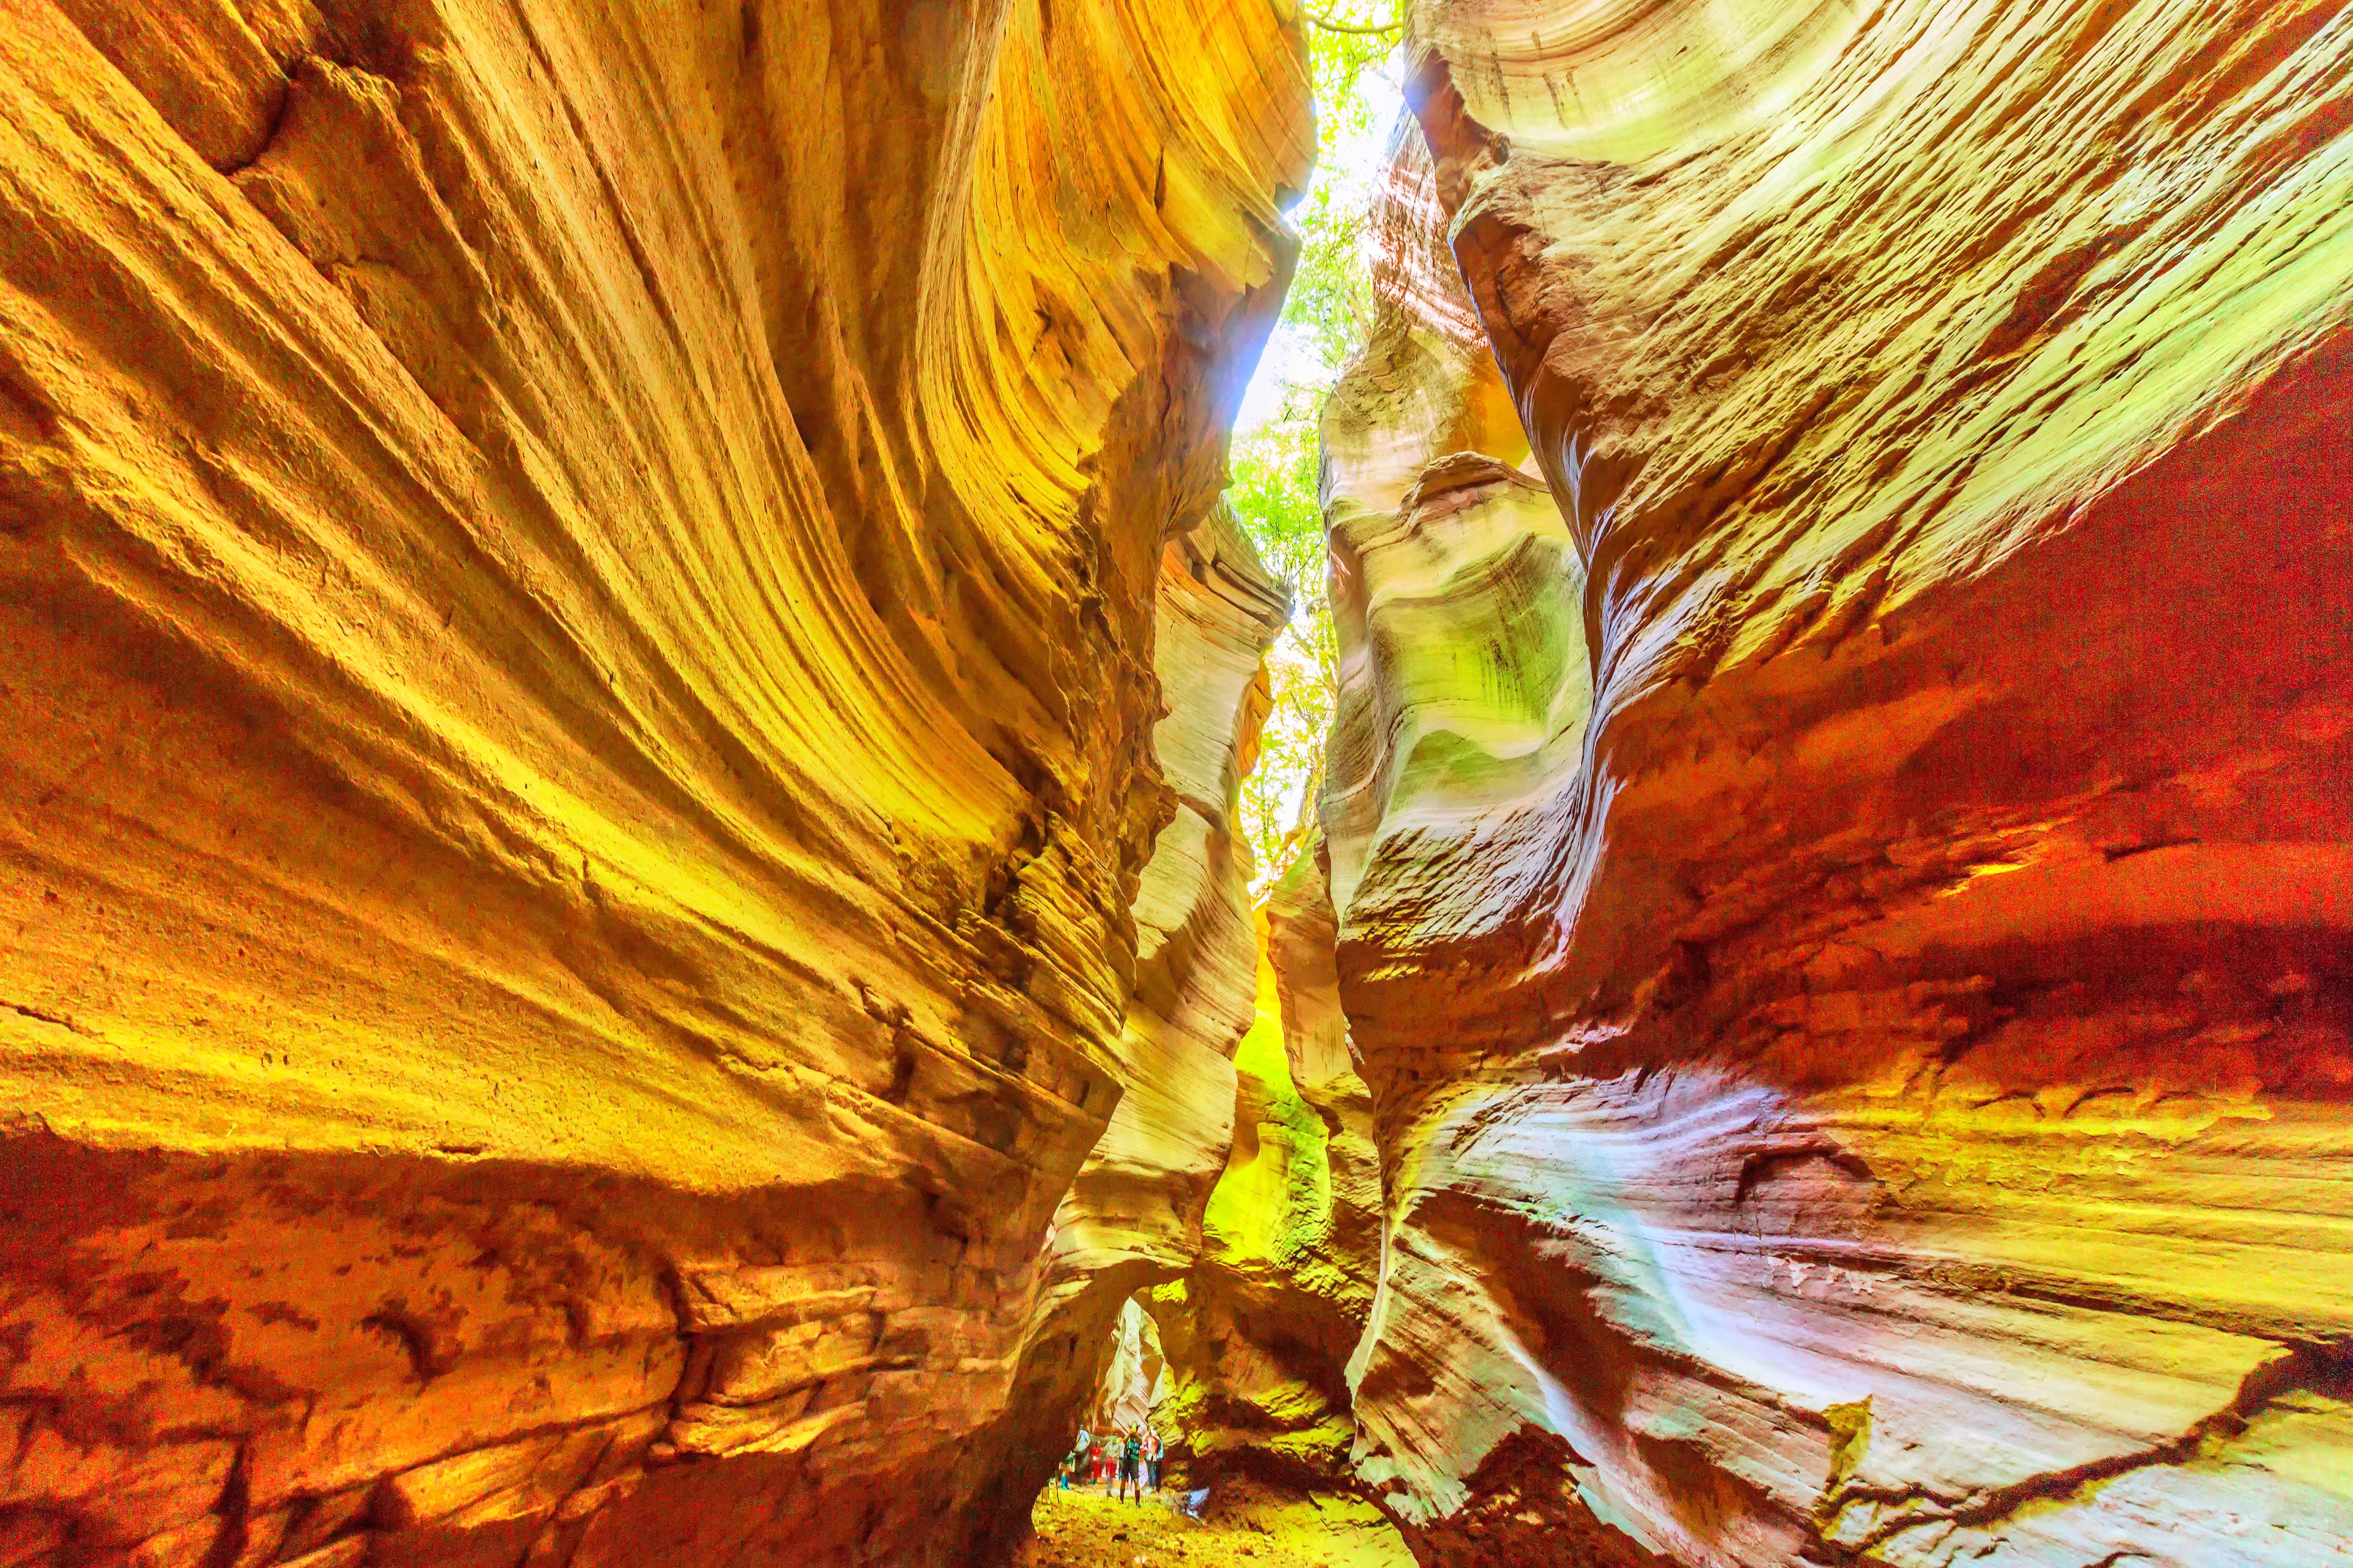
[1282,2,1397,365]
[1229,0,1399,888]
[1232,388,1338,886]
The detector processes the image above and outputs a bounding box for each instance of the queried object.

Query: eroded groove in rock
[1323,2,2353,1566]
[11,0,2352,1561]
[1151,850,1383,1483]
[953,504,1290,1560]
[0,1,1307,1562]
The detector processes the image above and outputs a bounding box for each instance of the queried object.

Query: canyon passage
[1,1,2349,1565]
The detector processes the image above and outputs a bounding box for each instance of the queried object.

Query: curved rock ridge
[957,503,1291,1559]
[1320,1,2353,1565]
[11,0,2353,1561]
[0,1,1306,1563]
[1319,115,1576,940]
[1085,1295,1168,1439]
[1151,855,1382,1482]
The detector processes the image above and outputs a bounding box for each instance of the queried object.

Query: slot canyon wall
[0,1,1309,1564]
[1148,859,1384,1483]
[1317,1,2353,1566]
[958,504,1290,1561]
[6,0,2352,1564]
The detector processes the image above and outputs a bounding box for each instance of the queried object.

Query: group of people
[1059,1423,1164,1502]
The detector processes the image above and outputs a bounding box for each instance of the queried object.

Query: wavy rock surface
[1151,856,1382,1480]
[1084,1296,1168,1439]
[0,1,1305,1563]
[1325,2,2353,1565]
[959,506,1289,1558]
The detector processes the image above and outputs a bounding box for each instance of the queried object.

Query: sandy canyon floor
[1015,1474,1415,1568]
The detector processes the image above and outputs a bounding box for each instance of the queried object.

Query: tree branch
[1308,11,1402,35]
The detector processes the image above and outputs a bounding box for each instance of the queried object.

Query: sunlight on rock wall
[1085,1296,1168,1437]
[0,1,1307,1562]
[1152,863,1381,1482]
[9,0,2349,1562]
[1320,1,2353,1564]
[958,505,1291,1559]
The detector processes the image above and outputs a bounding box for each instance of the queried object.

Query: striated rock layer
[1151,856,1383,1482]
[1323,2,2353,1565]
[0,1,1307,1563]
[958,506,1289,1559]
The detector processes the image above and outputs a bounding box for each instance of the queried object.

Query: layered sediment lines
[0,2,1305,1563]
[962,508,1289,1559]
[1324,2,2353,1564]
[12,0,2352,1562]
[1152,859,1382,1481]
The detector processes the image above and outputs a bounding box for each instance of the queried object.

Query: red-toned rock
[9,0,2349,1562]
[0,2,1306,1562]
[1322,2,2353,1564]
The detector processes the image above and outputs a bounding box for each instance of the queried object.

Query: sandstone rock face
[959,506,1289,1557]
[1322,2,2353,1565]
[13,0,2352,1562]
[1151,860,1382,1480]
[0,2,1305,1563]
[1081,1295,1167,1439]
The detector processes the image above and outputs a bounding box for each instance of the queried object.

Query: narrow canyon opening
[1,2,2349,1567]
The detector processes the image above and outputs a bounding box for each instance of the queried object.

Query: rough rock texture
[0,1,1306,1563]
[1320,117,1567,933]
[960,507,1290,1560]
[1323,2,2353,1565]
[1152,860,1384,1480]
[15,0,2353,1561]
[1082,1296,1167,1438]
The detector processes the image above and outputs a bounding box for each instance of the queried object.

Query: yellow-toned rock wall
[14,0,2350,1560]
[1322,2,2353,1565]
[956,505,1289,1558]
[1151,868,1382,1482]
[0,1,1307,1562]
